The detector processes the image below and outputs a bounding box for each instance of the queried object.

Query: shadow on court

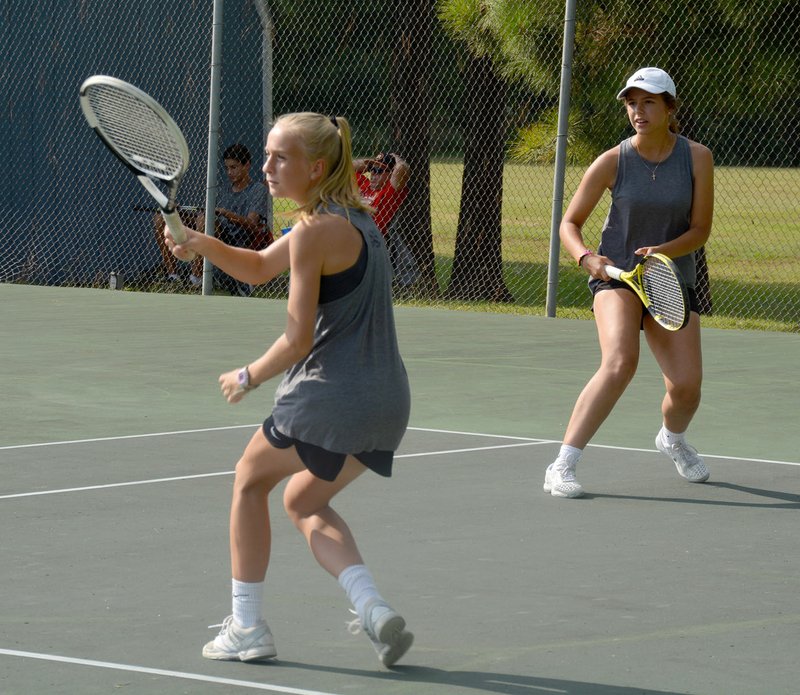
[587,481,800,509]
[266,660,689,694]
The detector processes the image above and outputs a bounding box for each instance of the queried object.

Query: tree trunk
[390,0,438,297]
[445,53,513,302]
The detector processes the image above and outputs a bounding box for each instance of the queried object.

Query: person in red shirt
[354,152,417,288]
[354,152,410,238]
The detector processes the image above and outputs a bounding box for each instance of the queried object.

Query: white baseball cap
[617,67,676,99]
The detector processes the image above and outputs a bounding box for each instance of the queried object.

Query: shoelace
[344,608,373,639]
[345,609,387,651]
[554,462,577,481]
[345,609,363,636]
[208,615,233,632]
[671,440,700,462]
[347,610,383,649]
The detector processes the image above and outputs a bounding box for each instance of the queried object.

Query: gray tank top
[599,135,696,286]
[271,204,410,453]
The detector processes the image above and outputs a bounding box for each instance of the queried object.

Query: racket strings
[85,86,185,179]
[641,258,687,329]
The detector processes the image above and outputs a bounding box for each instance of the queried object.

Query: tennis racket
[79,75,194,256]
[605,253,690,331]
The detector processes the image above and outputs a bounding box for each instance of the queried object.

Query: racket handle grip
[161,210,197,261]
[162,210,186,243]
[604,265,622,280]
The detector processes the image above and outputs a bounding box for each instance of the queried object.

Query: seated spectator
[354,152,417,286]
[196,143,272,296]
[153,144,270,294]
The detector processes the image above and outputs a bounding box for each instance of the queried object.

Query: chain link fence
[2,0,798,331]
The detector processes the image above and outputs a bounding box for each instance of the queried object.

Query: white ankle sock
[338,564,385,623]
[660,426,685,447]
[557,444,582,465]
[231,578,264,628]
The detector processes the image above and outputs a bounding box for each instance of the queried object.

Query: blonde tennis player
[166,112,413,667]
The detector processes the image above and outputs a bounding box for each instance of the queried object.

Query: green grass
[407,162,799,332]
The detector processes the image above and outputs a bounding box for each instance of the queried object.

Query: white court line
[2,423,797,467]
[408,426,551,442]
[0,648,338,695]
[401,441,547,457]
[0,424,259,450]
[584,442,800,467]
[0,424,545,451]
[0,441,544,501]
[0,471,232,500]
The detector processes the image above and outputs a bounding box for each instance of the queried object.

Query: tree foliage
[455,0,800,166]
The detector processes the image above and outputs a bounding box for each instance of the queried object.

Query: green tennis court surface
[2,284,798,694]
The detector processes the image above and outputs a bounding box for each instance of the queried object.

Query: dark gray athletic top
[599,134,696,287]
[271,205,410,454]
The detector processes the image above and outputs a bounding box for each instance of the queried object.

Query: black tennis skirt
[262,415,394,482]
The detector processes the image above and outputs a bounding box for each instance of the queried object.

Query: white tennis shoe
[202,615,277,661]
[346,598,414,667]
[543,460,584,498]
[656,434,710,482]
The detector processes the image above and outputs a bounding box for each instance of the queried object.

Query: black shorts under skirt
[262,415,394,482]
[589,279,700,328]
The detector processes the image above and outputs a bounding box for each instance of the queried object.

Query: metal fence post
[202,0,224,296]
[546,0,577,318]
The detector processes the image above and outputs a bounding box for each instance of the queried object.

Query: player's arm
[219,220,322,403]
[560,148,618,276]
[635,143,714,258]
[389,154,410,190]
[165,223,290,284]
[353,158,369,173]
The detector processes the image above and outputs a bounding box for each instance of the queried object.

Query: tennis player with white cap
[540,67,715,498]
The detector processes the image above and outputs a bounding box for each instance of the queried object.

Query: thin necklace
[632,135,672,181]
